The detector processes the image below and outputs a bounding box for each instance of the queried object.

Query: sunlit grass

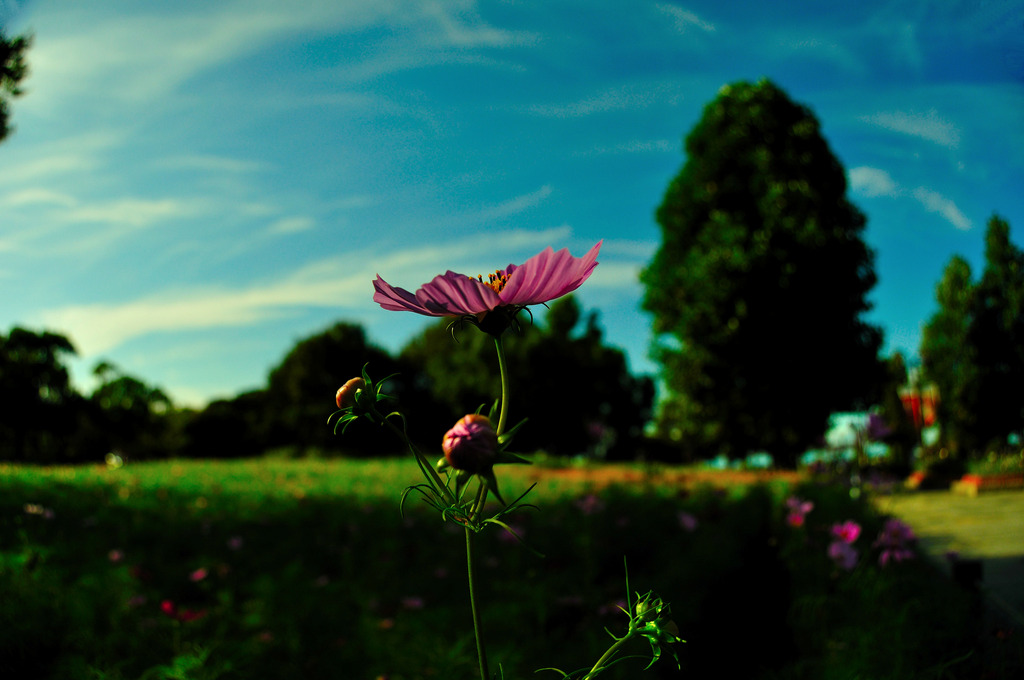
[0,458,1008,679]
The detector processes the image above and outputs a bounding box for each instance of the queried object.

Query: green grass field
[0,458,1011,679]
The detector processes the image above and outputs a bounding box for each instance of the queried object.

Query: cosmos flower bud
[335,377,365,409]
[442,414,498,473]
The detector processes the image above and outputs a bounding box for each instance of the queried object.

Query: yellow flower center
[474,271,508,294]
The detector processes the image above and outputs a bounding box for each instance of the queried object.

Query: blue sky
[1,0,1022,407]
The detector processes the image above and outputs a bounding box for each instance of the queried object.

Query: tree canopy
[0,30,29,143]
[922,215,1024,454]
[641,79,882,466]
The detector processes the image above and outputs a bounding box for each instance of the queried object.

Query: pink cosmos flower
[785,496,813,527]
[372,241,602,319]
[442,414,499,473]
[677,511,699,532]
[160,599,207,623]
[831,520,861,544]
[874,518,916,566]
[575,493,605,516]
[828,540,859,570]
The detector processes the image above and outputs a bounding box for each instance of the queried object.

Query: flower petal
[499,241,602,306]
[414,271,501,315]
[373,275,450,316]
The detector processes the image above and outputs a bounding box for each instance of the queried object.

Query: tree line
[2,29,1020,467]
[0,297,654,464]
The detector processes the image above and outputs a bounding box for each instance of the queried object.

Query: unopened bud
[442,414,498,473]
[335,377,365,409]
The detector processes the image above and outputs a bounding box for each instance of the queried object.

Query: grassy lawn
[0,457,1010,679]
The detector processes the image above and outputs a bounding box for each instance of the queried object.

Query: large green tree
[920,255,977,454]
[641,79,882,466]
[0,327,84,461]
[967,216,1024,450]
[921,215,1024,455]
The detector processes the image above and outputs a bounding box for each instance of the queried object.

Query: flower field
[0,458,1011,679]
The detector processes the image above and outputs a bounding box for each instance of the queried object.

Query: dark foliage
[641,79,882,466]
[922,215,1024,455]
[400,296,655,459]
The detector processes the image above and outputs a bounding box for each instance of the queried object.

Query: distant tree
[641,79,882,467]
[183,390,272,459]
[920,255,978,454]
[0,327,84,462]
[401,296,654,459]
[0,30,30,143]
[264,322,407,455]
[87,361,175,460]
[966,215,1024,450]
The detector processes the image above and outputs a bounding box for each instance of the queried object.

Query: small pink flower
[161,599,206,622]
[401,596,425,610]
[442,414,498,473]
[227,536,244,550]
[785,496,813,527]
[831,521,861,544]
[828,540,859,570]
[677,511,699,532]
[189,567,208,582]
[874,518,916,567]
[575,494,605,516]
[108,549,125,563]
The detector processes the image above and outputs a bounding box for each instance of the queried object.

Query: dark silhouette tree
[0,327,84,461]
[641,79,882,466]
[87,361,175,460]
[0,30,30,143]
[920,255,978,454]
[966,215,1024,450]
[264,322,407,455]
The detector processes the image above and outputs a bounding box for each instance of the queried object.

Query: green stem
[494,336,509,436]
[466,527,490,680]
[583,634,632,680]
[382,416,455,506]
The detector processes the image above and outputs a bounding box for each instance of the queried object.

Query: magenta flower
[677,511,699,532]
[828,540,859,570]
[785,496,813,527]
[874,518,916,566]
[372,241,602,323]
[831,520,861,544]
[442,414,499,473]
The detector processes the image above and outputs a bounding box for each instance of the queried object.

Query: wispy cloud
[528,83,682,118]
[32,227,578,357]
[912,187,971,230]
[656,4,716,33]
[266,216,316,235]
[849,167,899,198]
[860,109,961,148]
[849,166,972,230]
